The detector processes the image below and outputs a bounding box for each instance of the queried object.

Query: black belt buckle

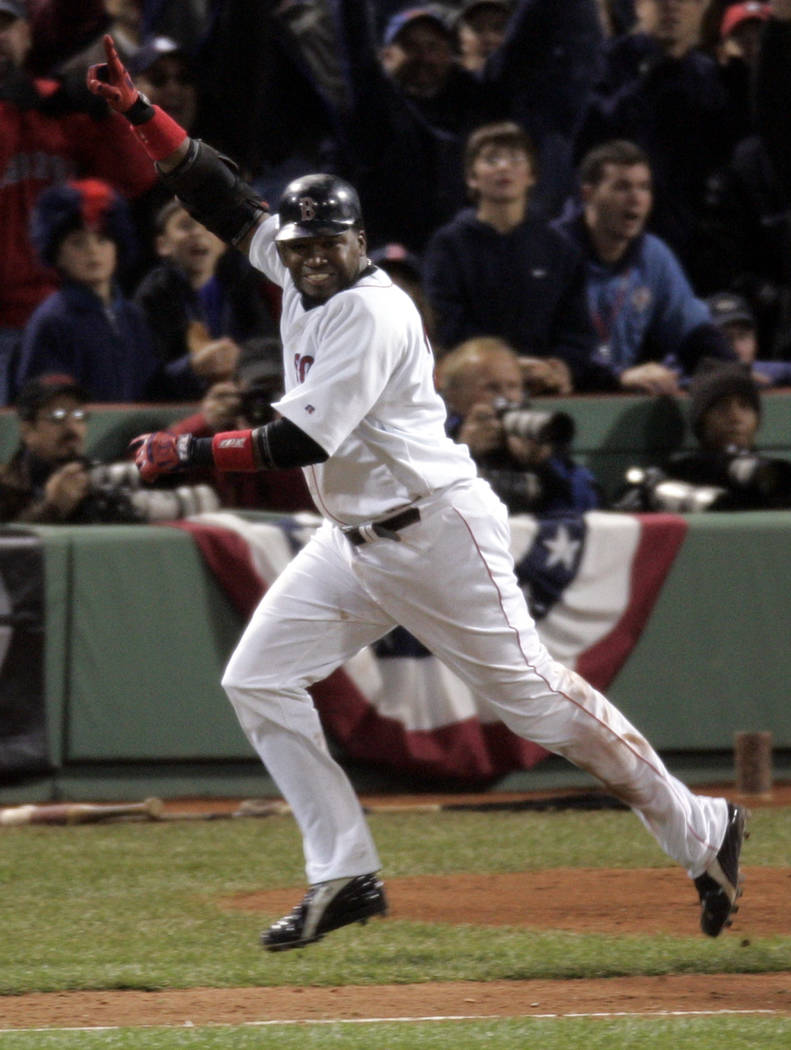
[345,506,420,546]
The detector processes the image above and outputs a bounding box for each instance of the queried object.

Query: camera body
[239,386,276,427]
[492,398,576,446]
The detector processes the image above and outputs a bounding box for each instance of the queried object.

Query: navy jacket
[16,281,169,402]
[423,208,599,385]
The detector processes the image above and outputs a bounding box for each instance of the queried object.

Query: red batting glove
[86,35,141,114]
[130,432,193,483]
[87,35,188,160]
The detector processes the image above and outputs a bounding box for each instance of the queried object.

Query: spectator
[716,2,771,69]
[554,139,735,394]
[377,4,497,132]
[423,120,597,393]
[575,0,747,289]
[614,360,791,511]
[0,0,157,404]
[693,4,791,354]
[126,35,197,133]
[454,0,512,72]
[0,372,219,522]
[331,0,604,250]
[15,178,173,402]
[438,336,601,514]
[706,291,791,386]
[168,338,314,512]
[134,199,279,399]
[0,373,95,522]
[368,242,439,353]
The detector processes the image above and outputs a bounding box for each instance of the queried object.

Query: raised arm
[86,35,268,256]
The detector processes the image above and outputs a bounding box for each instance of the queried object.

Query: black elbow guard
[158,139,266,246]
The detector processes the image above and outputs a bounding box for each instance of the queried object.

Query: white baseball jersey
[228,212,730,898]
[248,215,475,524]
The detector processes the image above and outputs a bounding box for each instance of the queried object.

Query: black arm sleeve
[192,418,329,470]
[158,139,267,246]
[254,418,329,468]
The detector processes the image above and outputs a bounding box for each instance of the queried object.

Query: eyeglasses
[40,408,89,424]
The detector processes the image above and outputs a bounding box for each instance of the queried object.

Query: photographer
[167,340,314,513]
[437,337,600,515]
[615,360,791,512]
[0,373,218,524]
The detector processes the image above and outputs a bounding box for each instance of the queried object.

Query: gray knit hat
[688,360,761,440]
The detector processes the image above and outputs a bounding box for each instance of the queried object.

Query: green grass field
[1,804,789,1048]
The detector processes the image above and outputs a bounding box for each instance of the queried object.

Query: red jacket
[0,75,157,327]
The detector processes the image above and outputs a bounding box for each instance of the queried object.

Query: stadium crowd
[2,0,791,518]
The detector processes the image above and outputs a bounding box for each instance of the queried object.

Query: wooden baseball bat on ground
[150,799,293,821]
[0,797,164,826]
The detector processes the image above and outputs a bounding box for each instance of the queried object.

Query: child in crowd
[15,177,175,402]
[706,291,791,388]
[134,199,279,399]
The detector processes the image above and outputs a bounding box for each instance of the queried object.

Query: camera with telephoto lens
[492,398,576,446]
[618,452,791,513]
[723,453,791,503]
[85,462,219,523]
[619,467,728,512]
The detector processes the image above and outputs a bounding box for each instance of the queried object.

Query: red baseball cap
[721,2,771,40]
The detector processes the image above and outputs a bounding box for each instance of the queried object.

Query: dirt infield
[5,973,791,1030]
[227,865,790,938]
[3,785,790,1031]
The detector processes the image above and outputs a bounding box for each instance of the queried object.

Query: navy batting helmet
[275,173,363,243]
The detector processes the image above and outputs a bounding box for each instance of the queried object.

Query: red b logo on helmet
[298,196,317,222]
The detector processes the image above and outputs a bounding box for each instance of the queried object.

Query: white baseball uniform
[221,214,728,886]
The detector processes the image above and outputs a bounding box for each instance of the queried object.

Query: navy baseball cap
[706,292,755,328]
[127,36,187,76]
[0,0,28,19]
[383,5,452,46]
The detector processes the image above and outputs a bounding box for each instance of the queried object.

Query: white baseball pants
[222,478,728,885]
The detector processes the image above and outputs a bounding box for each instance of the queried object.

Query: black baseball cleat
[262,872,387,952]
[694,803,749,937]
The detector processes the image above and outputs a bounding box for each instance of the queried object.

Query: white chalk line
[0,1008,783,1034]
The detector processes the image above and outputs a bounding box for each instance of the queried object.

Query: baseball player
[87,37,747,951]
